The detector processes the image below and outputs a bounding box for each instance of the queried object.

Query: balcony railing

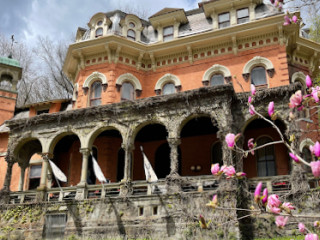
[9,175,318,204]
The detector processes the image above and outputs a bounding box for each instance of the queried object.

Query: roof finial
[8,35,17,59]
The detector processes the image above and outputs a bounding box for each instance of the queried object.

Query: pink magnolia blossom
[306,75,313,88]
[289,153,300,163]
[211,163,220,175]
[275,216,288,228]
[262,188,268,205]
[248,96,252,103]
[305,234,319,240]
[251,84,256,95]
[268,101,274,117]
[311,142,320,158]
[254,182,262,203]
[236,172,246,179]
[268,194,282,207]
[299,223,306,234]
[249,104,255,115]
[225,133,236,148]
[223,166,236,178]
[248,138,255,155]
[310,161,320,178]
[289,90,303,109]
[267,204,281,214]
[284,15,291,25]
[292,15,298,23]
[282,202,295,213]
[311,86,320,103]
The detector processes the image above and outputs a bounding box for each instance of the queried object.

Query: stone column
[79,148,91,186]
[38,153,51,189]
[0,151,15,204]
[18,166,26,191]
[168,138,181,175]
[122,143,134,181]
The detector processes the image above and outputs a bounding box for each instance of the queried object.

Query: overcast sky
[0,0,199,46]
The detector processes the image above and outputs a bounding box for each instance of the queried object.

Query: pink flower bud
[298,223,306,234]
[312,87,320,103]
[248,138,255,155]
[248,96,252,103]
[275,216,288,228]
[289,153,300,163]
[289,90,303,109]
[292,15,298,23]
[249,104,255,115]
[312,142,320,158]
[268,101,274,117]
[306,75,312,88]
[268,194,282,207]
[211,163,220,175]
[262,188,268,205]
[282,202,295,213]
[251,84,256,95]
[310,160,320,178]
[225,133,236,148]
[254,182,262,203]
[223,166,236,178]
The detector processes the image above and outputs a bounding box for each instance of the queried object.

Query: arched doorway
[243,118,289,178]
[134,123,168,180]
[180,116,219,176]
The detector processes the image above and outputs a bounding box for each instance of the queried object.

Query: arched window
[211,142,223,165]
[90,81,102,106]
[95,28,103,37]
[256,137,276,176]
[302,146,313,173]
[121,82,135,101]
[162,83,176,95]
[127,29,136,41]
[129,22,135,28]
[251,66,267,86]
[210,74,224,86]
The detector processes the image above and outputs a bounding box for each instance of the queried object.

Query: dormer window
[218,12,230,28]
[237,8,249,24]
[95,28,103,37]
[163,26,174,42]
[127,29,136,41]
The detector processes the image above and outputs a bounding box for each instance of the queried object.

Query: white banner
[92,155,107,183]
[141,146,158,183]
[49,160,67,183]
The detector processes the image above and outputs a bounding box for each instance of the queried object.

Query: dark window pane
[256,137,276,177]
[251,66,267,86]
[121,82,135,101]
[90,81,102,106]
[129,22,135,28]
[212,142,223,165]
[237,8,249,18]
[97,21,103,26]
[163,26,174,42]
[162,83,175,95]
[127,29,136,40]
[210,74,224,86]
[95,28,103,37]
[219,12,230,22]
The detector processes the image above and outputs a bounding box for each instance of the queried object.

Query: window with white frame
[210,74,225,86]
[89,81,102,106]
[162,83,176,95]
[163,26,174,42]
[251,66,267,86]
[95,28,103,37]
[237,8,249,24]
[218,12,230,28]
[121,82,135,101]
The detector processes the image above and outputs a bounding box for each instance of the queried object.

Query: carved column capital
[167,137,181,146]
[80,148,91,157]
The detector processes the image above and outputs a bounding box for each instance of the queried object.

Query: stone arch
[48,131,82,155]
[243,56,274,74]
[154,74,181,91]
[132,120,169,143]
[177,112,216,137]
[116,73,142,90]
[83,71,108,89]
[202,64,231,82]
[292,71,306,89]
[86,125,124,149]
[13,137,43,164]
[87,12,111,38]
[299,138,314,152]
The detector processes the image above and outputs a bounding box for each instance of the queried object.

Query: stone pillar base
[36,189,47,202]
[75,183,87,200]
[119,180,132,197]
[165,173,182,194]
[0,189,10,204]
